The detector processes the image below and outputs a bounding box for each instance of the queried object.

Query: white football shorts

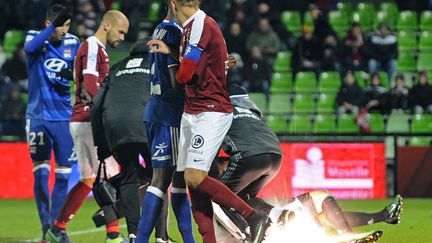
[177,112,233,172]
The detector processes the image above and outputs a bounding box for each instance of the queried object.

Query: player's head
[168,0,201,25]
[101,10,129,48]
[45,4,70,43]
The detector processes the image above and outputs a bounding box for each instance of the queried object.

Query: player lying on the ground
[210,84,403,242]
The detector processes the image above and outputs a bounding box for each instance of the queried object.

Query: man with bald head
[46,10,129,243]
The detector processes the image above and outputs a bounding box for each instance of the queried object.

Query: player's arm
[24,25,56,54]
[175,44,202,84]
[168,65,180,89]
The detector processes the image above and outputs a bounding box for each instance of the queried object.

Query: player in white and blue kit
[137,2,194,243]
[24,4,79,241]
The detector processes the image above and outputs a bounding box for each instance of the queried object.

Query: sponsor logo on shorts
[191,135,204,149]
[153,143,168,157]
[193,158,205,163]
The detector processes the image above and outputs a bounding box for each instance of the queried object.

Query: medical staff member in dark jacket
[92,41,152,242]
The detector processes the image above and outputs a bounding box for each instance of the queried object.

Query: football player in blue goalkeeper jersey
[24,4,79,242]
[137,1,194,243]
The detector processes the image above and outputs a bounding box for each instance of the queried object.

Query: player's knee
[33,160,50,167]
[184,169,206,189]
[150,167,175,191]
[54,164,72,180]
[81,177,96,188]
[309,190,333,213]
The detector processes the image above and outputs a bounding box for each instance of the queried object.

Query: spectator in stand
[2,43,28,92]
[291,25,320,79]
[364,23,398,84]
[363,72,388,114]
[254,1,294,49]
[341,23,367,72]
[336,70,363,116]
[243,47,272,103]
[309,3,336,44]
[225,22,247,60]
[309,3,339,72]
[389,74,409,113]
[0,85,26,137]
[246,17,281,66]
[409,71,432,114]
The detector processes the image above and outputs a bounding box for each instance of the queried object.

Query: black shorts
[217,153,282,199]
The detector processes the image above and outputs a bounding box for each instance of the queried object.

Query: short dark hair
[46,4,66,22]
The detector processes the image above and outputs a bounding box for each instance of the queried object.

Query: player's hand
[147,40,171,54]
[56,68,74,80]
[228,54,237,69]
[53,8,72,27]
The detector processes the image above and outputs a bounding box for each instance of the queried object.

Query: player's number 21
[29,132,45,146]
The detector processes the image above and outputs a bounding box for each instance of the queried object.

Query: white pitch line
[21,224,127,242]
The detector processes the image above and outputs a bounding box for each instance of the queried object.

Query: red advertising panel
[0,142,80,199]
[258,143,386,200]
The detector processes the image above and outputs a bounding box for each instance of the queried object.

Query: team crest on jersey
[64,49,72,58]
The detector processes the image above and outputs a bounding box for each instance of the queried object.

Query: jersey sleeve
[164,26,181,67]
[176,18,209,84]
[24,24,55,54]
[80,41,100,98]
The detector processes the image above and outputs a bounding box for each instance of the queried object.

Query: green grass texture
[0,198,430,242]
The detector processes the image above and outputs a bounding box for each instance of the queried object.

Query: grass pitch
[0,198,430,242]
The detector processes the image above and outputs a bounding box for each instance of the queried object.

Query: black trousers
[114,142,151,235]
[217,153,282,200]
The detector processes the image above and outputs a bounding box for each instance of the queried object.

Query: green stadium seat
[273,51,291,72]
[288,114,313,133]
[357,2,375,13]
[377,71,390,89]
[314,114,337,132]
[397,51,416,72]
[337,2,353,16]
[420,11,432,30]
[370,113,385,132]
[295,72,317,92]
[292,93,315,113]
[386,113,410,132]
[354,71,369,88]
[266,114,288,133]
[351,11,374,30]
[379,2,399,19]
[419,31,432,51]
[316,93,336,113]
[337,114,359,133]
[408,136,431,146]
[319,72,340,93]
[148,2,160,22]
[411,114,432,132]
[3,30,24,58]
[271,72,293,93]
[417,52,432,71]
[281,11,302,35]
[329,11,349,37]
[398,30,417,52]
[249,92,267,112]
[303,11,314,27]
[397,11,417,31]
[376,10,396,29]
[355,3,375,29]
[268,93,291,113]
